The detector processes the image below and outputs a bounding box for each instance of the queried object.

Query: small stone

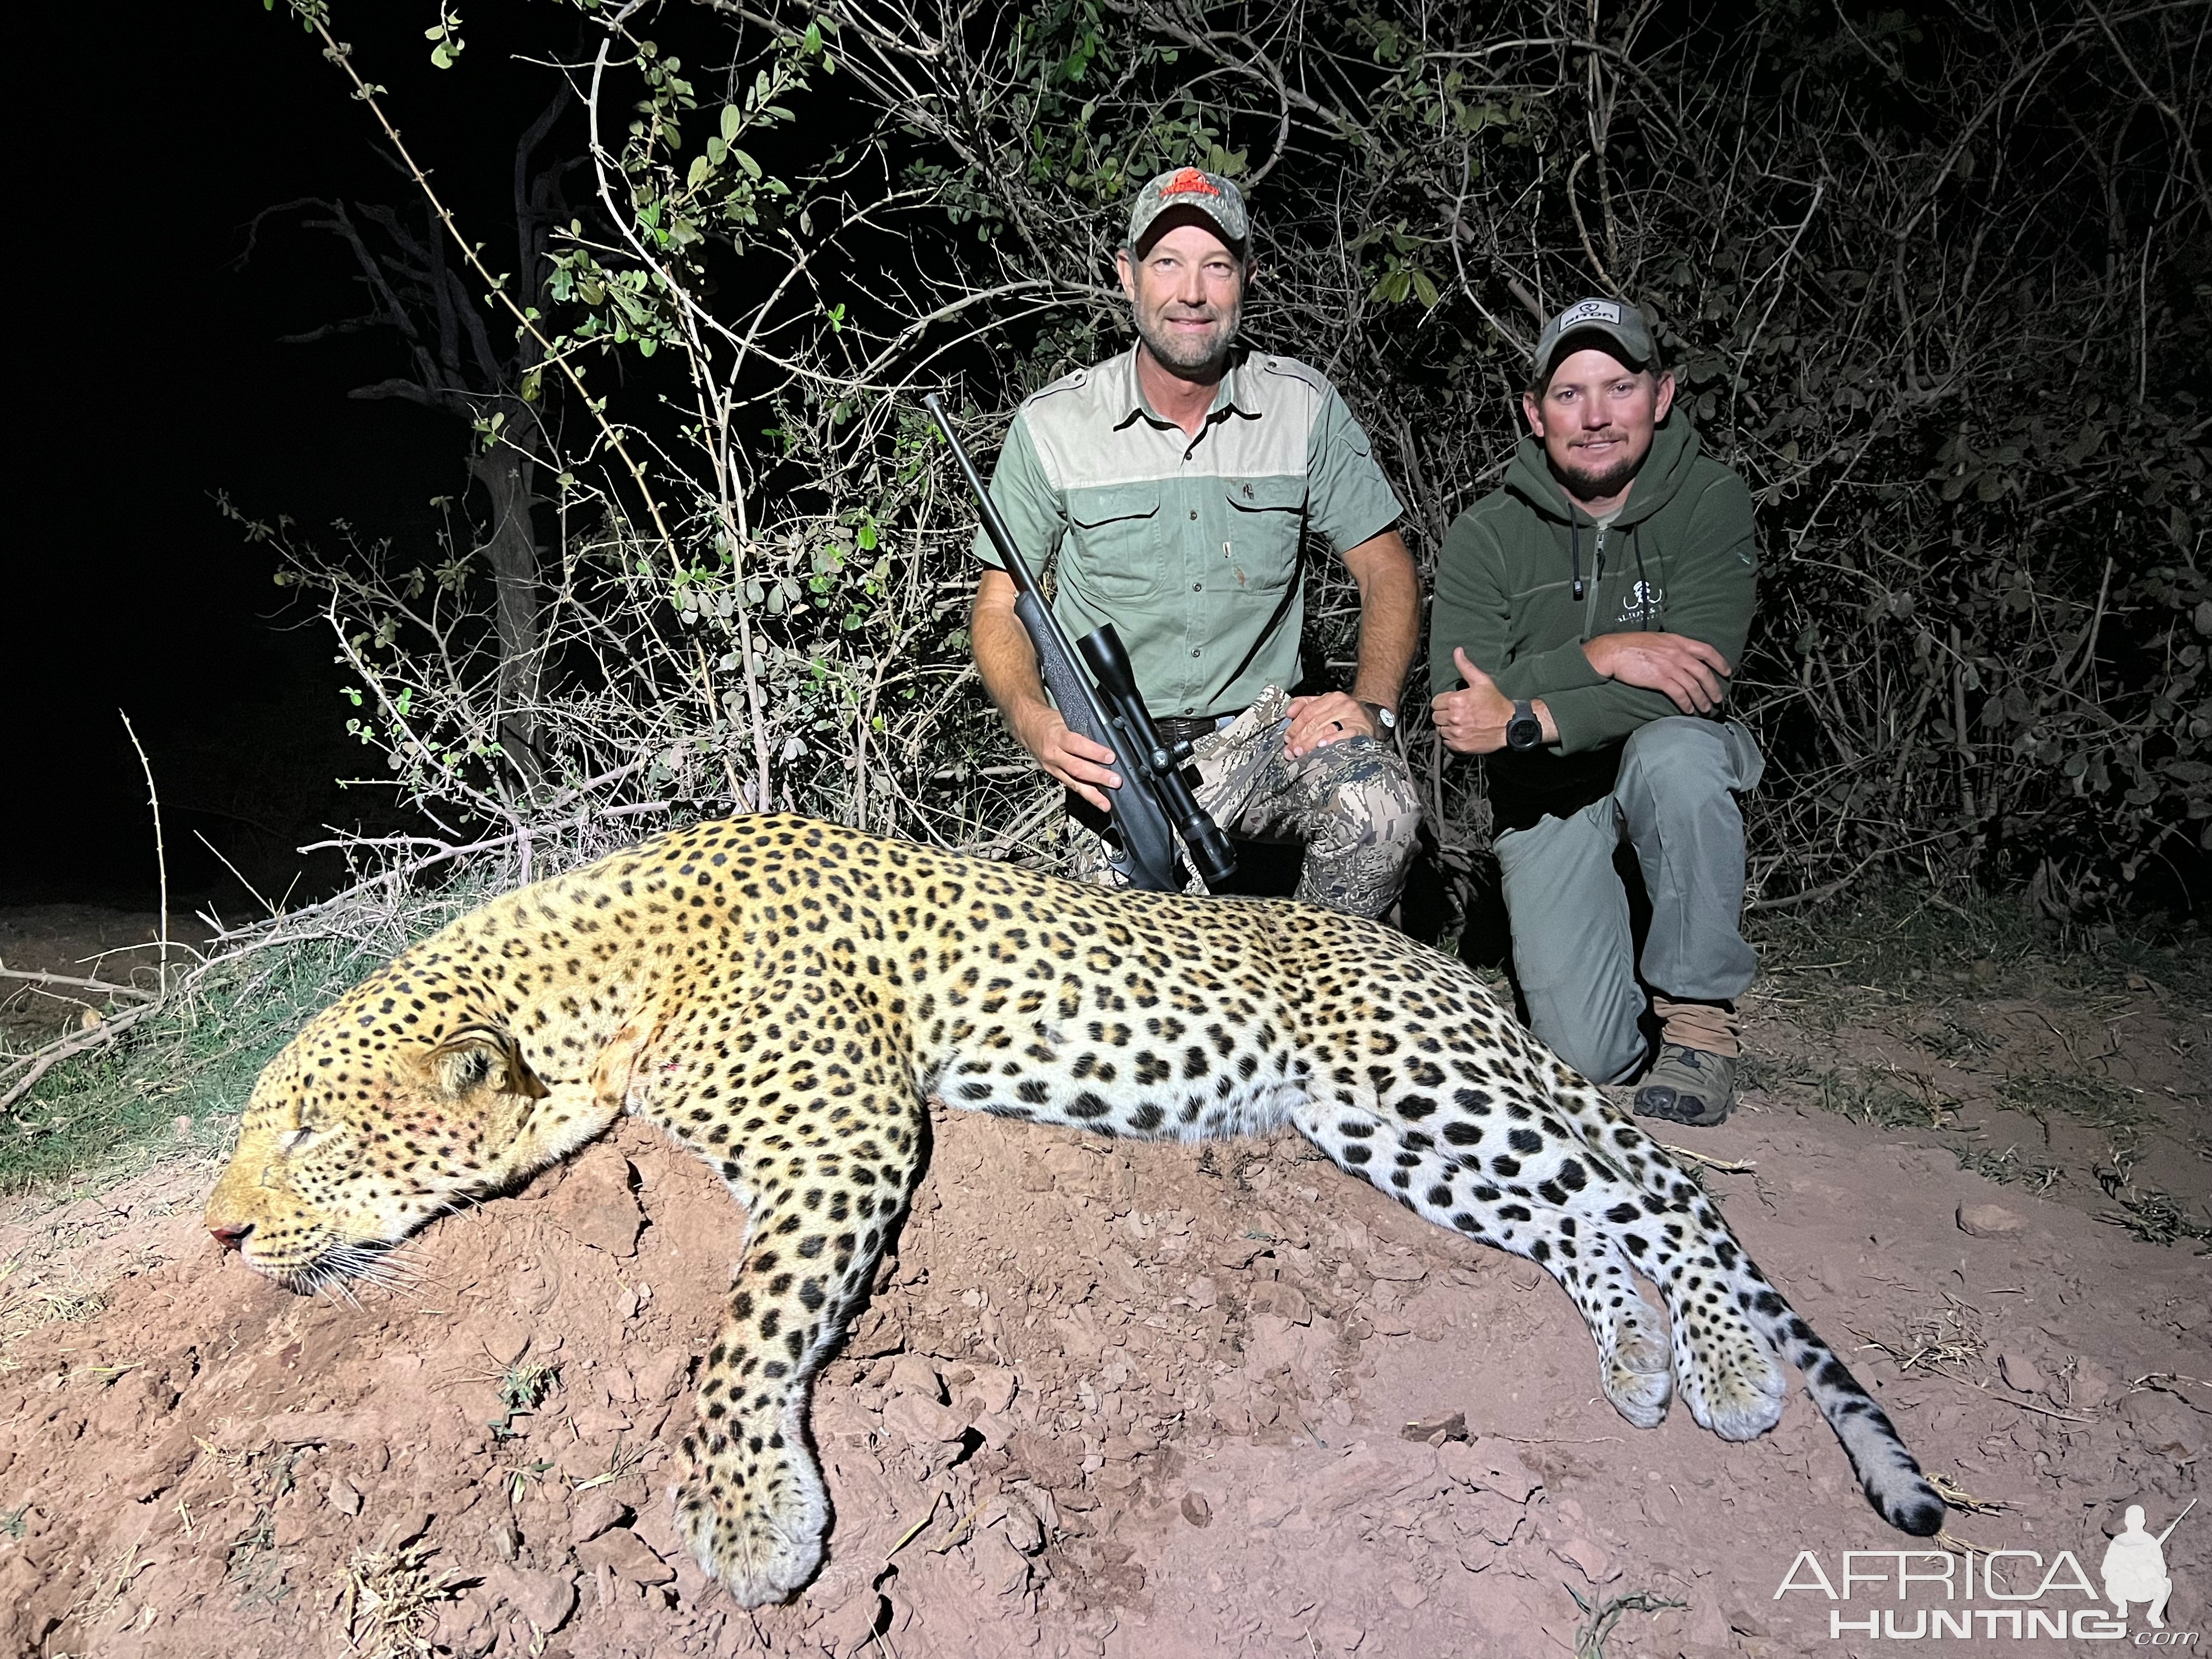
[1998,1350,2046,1394]
[881,1392,966,1445]
[816,1590,887,1656]
[1553,1534,1616,1583]
[1180,1491,1212,1528]
[958,1366,1018,1416]
[328,1476,363,1516]
[1000,1496,1046,1555]
[1440,1438,1541,1504]
[1957,1203,2028,1239]
[1401,1410,1469,1444]
[479,1316,531,1367]
[569,1489,631,1545]
[383,1509,433,1548]
[884,1353,945,1402]
[975,1531,1030,1597]
[2070,1358,2120,1410]
[576,1525,674,1586]
[482,1564,577,1634]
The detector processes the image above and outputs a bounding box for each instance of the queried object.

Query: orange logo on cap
[1162,167,1222,198]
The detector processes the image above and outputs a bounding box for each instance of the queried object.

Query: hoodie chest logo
[1616,579,1664,624]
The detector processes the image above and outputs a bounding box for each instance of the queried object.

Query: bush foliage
[256,0,2209,912]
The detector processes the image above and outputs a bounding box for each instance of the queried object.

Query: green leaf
[687,153,713,189]
[721,104,742,144]
[734,148,763,179]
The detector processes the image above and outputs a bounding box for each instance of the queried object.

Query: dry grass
[1570,1585,1688,1659]
[1852,1291,1988,1384]
[341,1522,461,1659]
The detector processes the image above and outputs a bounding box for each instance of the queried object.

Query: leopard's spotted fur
[205,814,1945,1605]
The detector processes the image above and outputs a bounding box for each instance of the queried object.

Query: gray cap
[1532,296,1661,385]
[1126,166,1250,255]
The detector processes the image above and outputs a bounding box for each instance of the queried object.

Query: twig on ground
[0,1005,158,1114]
[1659,1144,1756,1174]
[0,970,159,1004]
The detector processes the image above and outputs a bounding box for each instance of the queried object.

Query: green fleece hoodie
[1429,414,1758,831]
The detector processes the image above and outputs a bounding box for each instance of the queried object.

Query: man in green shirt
[1429,299,1763,1126]
[970,167,1422,918]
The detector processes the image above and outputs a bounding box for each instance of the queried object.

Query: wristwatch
[1359,701,1398,734]
[1505,699,1544,751]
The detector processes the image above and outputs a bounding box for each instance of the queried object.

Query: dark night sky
[5,3,579,906]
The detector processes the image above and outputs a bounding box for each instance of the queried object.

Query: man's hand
[1285,691,1376,758]
[1582,632,1732,714]
[1008,703,1121,813]
[1430,647,1516,754]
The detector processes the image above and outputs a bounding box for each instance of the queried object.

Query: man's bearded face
[1523,347,1677,504]
[1118,218,1245,375]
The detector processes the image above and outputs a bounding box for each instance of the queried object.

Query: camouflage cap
[1532,296,1662,386]
[1126,167,1250,255]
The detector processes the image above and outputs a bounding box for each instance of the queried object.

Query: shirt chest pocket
[1064,484,1163,600]
[1222,477,1307,594]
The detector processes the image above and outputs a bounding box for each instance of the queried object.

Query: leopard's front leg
[647,1022,925,1605]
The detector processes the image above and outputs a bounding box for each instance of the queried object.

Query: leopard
[205,813,1946,1607]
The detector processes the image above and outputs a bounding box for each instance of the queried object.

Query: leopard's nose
[209,1221,253,1251]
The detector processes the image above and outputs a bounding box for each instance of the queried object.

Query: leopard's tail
[1736,1268,1948,1536]
[1565,1086,1948,1536]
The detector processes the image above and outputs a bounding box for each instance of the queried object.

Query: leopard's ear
[424,1024,550,1101]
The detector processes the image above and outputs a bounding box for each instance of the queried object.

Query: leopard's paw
[673,1437,828,1606]
[1599,1300,1674,1429]
[1676,1312,1787,1442]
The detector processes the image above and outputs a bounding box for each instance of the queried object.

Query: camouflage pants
[1066,685,1423,919]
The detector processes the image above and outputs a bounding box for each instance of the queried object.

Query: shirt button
[1188,510,1198,520]
[1191,648,1201,657]
[1192,582,1203,592]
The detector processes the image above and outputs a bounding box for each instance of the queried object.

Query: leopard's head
[204,980,575,1291]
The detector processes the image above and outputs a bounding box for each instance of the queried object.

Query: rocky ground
[0,908,2205,1658]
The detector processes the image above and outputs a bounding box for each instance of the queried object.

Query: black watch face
[1506,712,1542,750]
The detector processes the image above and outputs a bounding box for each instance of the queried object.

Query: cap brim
[1537,325,1653,380]
[1131,201,1247,257]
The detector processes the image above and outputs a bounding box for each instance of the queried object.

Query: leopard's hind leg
[644,1005,926,1605]
[1293,1090,1674,1429]
[1544,1082,1945,1534]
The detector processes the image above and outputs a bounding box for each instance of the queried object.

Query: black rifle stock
[923,394,1236,893]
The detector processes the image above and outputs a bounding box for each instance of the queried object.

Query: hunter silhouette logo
[2104,1500,2192,1629]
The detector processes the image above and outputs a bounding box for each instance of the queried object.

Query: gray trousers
[1493,716,1764,1085]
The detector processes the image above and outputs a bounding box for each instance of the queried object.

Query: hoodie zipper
[1582,522,1607,642]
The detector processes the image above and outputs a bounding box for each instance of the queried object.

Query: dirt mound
[2,1091,2205,1657]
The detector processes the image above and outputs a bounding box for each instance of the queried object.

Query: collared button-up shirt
[974,346,1403,719]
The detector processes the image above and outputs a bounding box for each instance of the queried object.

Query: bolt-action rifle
[924,393,1237,894]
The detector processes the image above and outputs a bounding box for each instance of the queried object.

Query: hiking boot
[1633,1043,1738,1127]
[1634,996,1742,1126]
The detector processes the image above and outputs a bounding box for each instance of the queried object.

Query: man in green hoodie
[1429,298,1762,1125]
